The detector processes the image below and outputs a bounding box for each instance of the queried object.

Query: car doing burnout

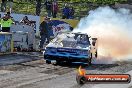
[43,32,97,65]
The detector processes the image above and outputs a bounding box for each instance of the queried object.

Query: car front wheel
[46,60,51,64]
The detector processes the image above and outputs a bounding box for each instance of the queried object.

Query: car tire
[87,53,92,66]
[66,60,71,65]
[46,60,51,64]
[88,59,92,66]
[53,60,60,65]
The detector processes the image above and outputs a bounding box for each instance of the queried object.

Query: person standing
[36,0,42,16]
[39,17,51,49]
[6,11,15,22]
[62,4,70,19]
[0,14,1,31]
[20,16,31,25]
[1,0,7,12]
[69,7,74,19]
[44,0,52,17]
[8,0,13,13]
[0,13,14,32]
[52,0,58,18]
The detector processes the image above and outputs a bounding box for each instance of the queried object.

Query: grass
[3,0,127,19]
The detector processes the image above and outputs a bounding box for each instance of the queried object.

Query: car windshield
[52,33,90,49]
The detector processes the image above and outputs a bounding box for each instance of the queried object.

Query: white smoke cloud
[74,6,132,64]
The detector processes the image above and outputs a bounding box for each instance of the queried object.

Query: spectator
[20,16,31,25]
[39,17,52,50]
[0,14,1,31]
[1,0,7,12]
[8,0,13,13]
[62,4,70,19]
[36,0,42,16]
[0,14,1,21]
[52,0,58,18]
[69,7,74,19]
[0,13,14,32]
[6,12,13,19]
[6,12,15,23]
[44,0,52,17]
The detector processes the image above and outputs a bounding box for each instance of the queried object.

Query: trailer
[0,32,13,54]
[10,23,36,51]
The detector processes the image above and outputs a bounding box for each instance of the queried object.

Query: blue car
[43,32,97,65]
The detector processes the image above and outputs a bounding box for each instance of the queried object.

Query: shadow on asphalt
[54,62,119,70]
[0,53,119,71]
[0,54,42,66]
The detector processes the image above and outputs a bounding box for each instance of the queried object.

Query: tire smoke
[74,6,132,64]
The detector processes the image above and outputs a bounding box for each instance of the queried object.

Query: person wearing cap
[5,12,15,22]
[0,13,14,32]
[39,17,52,50]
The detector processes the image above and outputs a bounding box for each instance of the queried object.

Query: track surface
[0,54,132,88]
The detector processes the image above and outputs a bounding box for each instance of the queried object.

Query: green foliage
[61,0,127,4]
[88,0,127,5]
[11,0,127,19]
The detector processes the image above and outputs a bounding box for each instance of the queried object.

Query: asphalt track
[0,54,131,88]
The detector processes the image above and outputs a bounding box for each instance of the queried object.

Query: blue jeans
[39,34,50,49]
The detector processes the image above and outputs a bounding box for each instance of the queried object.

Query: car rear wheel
[66,60,72,65]
[88,59,92,65]
[88,53,92,65]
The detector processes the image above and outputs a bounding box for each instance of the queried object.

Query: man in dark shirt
[44,0,52,17]
[39,17,52,49]
[62,4,70,19]
[1,0,7,12]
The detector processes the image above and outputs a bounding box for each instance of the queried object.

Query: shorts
[1,27,10,32]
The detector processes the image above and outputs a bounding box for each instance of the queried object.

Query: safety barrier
[10,23,36,51]
[0,32,13,54]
